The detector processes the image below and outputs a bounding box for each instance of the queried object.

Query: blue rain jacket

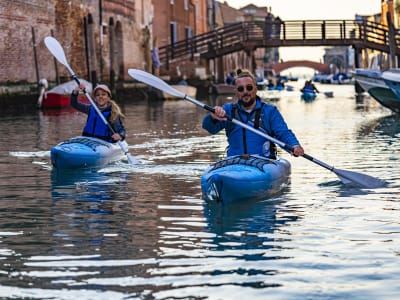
[202,96,300,157]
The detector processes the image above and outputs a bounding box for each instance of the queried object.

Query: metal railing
[158,19,397,70]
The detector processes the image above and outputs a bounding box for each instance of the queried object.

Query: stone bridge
[269,60,330,74]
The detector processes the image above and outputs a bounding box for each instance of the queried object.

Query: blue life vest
[82,106,113,142]
[227,102,277,159]
[302,85,314,92]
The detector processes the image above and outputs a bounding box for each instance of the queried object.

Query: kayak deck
[51,136,127,169]
[201,155,291,204]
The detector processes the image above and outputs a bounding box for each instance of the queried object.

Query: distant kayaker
[71,83,126,143]
[202,68,304,158]
[225,72,235,85]
[301,80,319,93]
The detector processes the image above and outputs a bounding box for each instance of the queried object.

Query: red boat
[38,79,92,108]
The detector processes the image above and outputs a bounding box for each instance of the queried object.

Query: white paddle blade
[334,168,386,189]
[128,69,185,98]
[44,36,69,67]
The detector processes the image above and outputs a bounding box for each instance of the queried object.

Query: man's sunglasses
[237,84,254,92]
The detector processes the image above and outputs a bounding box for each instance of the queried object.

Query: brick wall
[0,0,54,82]
[0,0,152,85]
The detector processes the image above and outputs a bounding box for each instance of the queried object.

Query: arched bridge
[270,60,330,74]
[158,19,399,70]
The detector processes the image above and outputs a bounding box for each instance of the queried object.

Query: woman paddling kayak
[71,83,126,143]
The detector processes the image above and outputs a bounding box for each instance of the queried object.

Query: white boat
[162,84,197,100]
[352,69,387,91]
[257,89,281,102]
[211,83,236,95]
[382,69,400,98]
[352,68,400,113]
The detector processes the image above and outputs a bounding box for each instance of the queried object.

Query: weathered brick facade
[0,0,153,85]
[0,0,53,82]
[0,0,214,93]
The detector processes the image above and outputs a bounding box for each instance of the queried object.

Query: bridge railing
[280,20,389,44]
[158,19,394,70]
[158,22,245,68]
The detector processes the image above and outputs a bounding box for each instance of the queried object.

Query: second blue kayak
[51,136,128,169]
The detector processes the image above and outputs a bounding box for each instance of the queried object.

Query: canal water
[0,81,399,299]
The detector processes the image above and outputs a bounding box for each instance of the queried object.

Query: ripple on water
[0,86,399,299]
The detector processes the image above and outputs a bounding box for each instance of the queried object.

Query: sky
[220,0,382,75]
[222,0,381,21]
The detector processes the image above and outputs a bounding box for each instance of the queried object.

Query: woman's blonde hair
[109,99,125,123]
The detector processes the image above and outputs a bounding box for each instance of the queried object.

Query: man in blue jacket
[202,69,304,159]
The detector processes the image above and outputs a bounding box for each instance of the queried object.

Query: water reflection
[50,168,129,199]
[0,84,399,299]
[356,113,400,187]
[203,193,292,249]
[358,114,400,137]
[50,169,131,249]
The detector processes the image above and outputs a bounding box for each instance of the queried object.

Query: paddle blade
[128,69,185,98]
[44,36,69,67]
[333,168,386,189]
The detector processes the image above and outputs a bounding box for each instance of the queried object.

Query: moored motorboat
[51,136,128,169]
[381,69,400,112]
[353,68,400,113]
[382,69,400,97]
[201,155,291,204]
[352,68,387,92]
[211,83,236,95]
[258,89,281,101]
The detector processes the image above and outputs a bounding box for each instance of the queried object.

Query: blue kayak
[51,136,127,169]
[301,91,317,101]
[201,155,291,204]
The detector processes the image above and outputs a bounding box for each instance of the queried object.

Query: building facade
[0,0,393,92]
[0,0,152,87]
[151,0,209,80]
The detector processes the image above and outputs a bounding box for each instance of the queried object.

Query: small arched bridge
[158,19,399,70]
[270,60,330,74]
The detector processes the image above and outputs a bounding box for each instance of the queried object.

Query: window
[185,26,192,51]
[185,26,192,40]
[170,22,177,46]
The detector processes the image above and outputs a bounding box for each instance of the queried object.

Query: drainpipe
[84,17,90,80]
[99,0,103,81]
[31,27,39,84]
[109,17,115,93]
[190,0,197,34]
[87,13,98,85]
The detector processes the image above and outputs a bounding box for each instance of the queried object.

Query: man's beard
[239,97,255,108]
